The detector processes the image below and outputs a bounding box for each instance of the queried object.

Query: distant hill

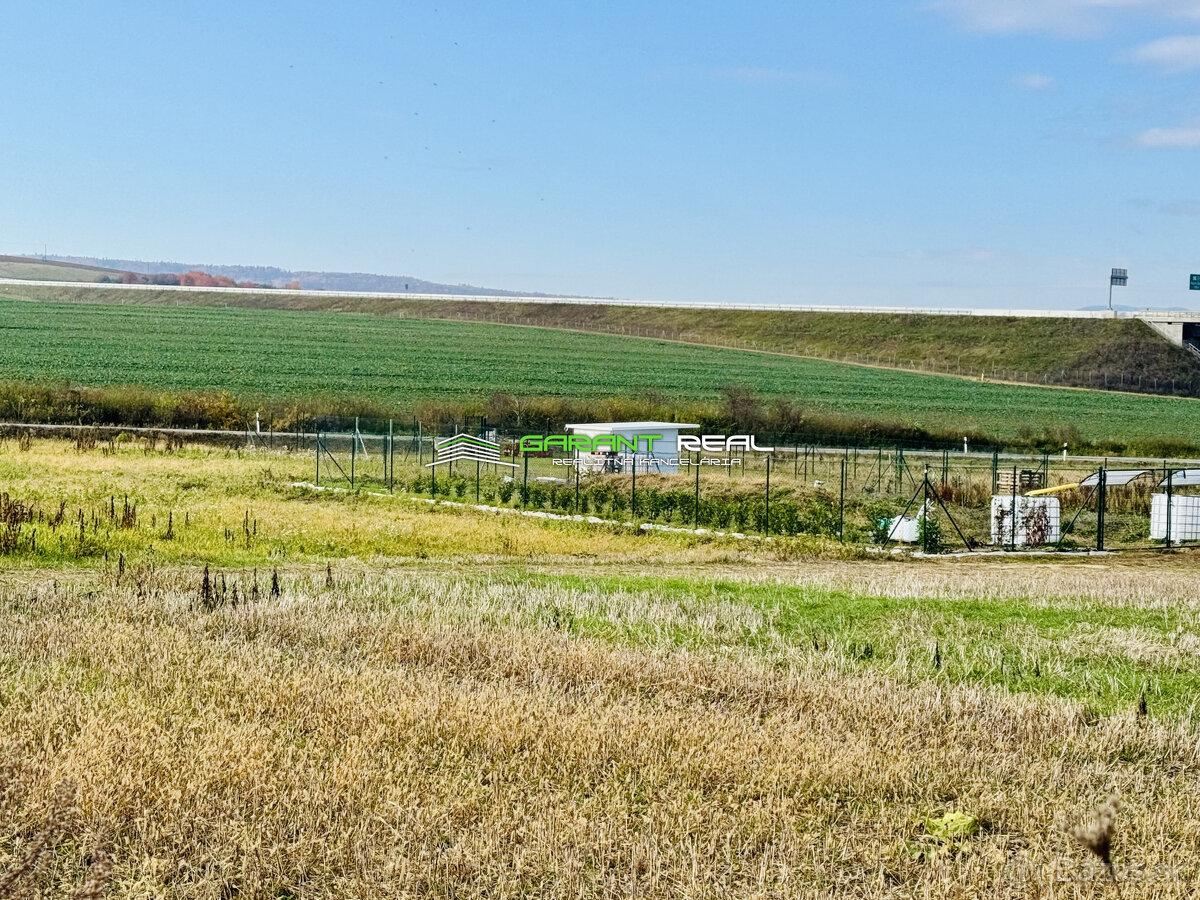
[0,255,123,283]
[0,255,275,289]
[44,255,565,297]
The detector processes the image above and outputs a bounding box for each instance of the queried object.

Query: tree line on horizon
[98,270,301,290]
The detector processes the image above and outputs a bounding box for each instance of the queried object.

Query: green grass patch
[508,570,1200,723]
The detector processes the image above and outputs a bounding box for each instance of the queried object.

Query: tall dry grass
[0,569,1199,896]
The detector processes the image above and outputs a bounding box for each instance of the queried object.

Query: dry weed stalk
[1073,796,1121,896]
[0,779,77,898]
[70,847,113,900]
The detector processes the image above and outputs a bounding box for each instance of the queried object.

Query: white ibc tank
[1150,494,1200,540]
[991,495,1060,546]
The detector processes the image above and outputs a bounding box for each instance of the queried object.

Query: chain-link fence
[6,420,1198,553]
[301,424,1200,552]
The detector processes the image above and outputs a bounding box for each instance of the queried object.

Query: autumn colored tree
[179,270,217,287]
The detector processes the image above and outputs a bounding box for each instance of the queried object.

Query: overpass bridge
[1137,311,1200,356]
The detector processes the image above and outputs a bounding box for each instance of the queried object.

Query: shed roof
[1162,469,1200,486]
[1079,469,1156,488]
[565,421,700,432]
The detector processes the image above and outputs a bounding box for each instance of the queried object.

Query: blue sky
[3,0,1200,308]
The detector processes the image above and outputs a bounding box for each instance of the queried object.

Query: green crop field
[2,296,1200,446]
[6,279,1198,399]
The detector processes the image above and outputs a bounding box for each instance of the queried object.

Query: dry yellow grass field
[2,438,1200,897]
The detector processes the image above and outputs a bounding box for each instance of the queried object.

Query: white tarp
[885,516,920,543]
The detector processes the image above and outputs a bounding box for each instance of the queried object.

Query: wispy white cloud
[1132,118,1200,146]
[1013,72,1057,90]
[1125,33,1200,69]
[929,0,1200,37]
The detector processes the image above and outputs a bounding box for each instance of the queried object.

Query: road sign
[1191,274,1200,291]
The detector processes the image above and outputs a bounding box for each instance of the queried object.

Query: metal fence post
[765,455,771,535]
[315,431,320,485]
[351,421,357,489]
[1010,466,1018,552]
[1096,468,1107,552]
[522,453,528,507]
[839,457,846,542]
[631,452,637,518]
[1166,466,1173,549]
[921,468,929,553]
[694,452,701,528]
[388,419,394,493]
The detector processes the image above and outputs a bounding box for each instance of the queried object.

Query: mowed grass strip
[3,297,1200,443]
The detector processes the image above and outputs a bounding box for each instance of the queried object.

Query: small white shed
[566,421,698,475]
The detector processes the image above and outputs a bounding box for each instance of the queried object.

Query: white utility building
[565,421,699,475]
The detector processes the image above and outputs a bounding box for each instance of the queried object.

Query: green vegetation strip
[496,571,1200,724]
[3,297,1200,444]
